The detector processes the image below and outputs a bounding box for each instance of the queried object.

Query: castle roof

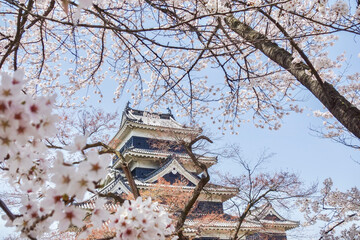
[121,107,183,129]
[141,155,200,184]
[122,148,217,164]
[184,203,299,232]
[100,156,238,201]
[247,202,300,229]
[98,172,132,195]
[109,106,202,149]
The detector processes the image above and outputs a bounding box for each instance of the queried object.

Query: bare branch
[0,198,20,221]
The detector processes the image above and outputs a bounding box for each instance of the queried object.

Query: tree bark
[0,198,18,221]
[88,142,140,198]
[108,150,140,199]
[224,15,360,139]
[175,136,212,239]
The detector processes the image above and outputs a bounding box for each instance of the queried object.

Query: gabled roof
[249,203,287,221]
[100,162,237,200]
[98,173,132,196]
[247,203,299,229]
[142,156,200,185]
[184,206,299,234]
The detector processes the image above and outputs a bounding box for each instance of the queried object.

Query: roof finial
[126,101,131,109]
[167,107,172,115]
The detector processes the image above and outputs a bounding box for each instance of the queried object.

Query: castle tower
[99,106,299,239]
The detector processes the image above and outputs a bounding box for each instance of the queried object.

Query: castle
[97,106,299,239]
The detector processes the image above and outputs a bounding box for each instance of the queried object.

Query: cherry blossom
[53,205,86,232]
[1,0,358,142]
[298,178,360,239]
[107,197,175,240]
[89,198,109,227]
[65,135,88,153]
[205,0,230,13]
[355,7,360,20]
[331,1,349,16]
[0,70,174,239]
[80,150,110,182]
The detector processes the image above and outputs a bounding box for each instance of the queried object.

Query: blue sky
[213,109,360,191]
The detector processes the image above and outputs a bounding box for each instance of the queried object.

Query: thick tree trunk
[224,15,360,139]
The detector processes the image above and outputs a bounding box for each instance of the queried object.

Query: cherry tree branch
[224,14,360,139]
[45,140,141,199]
[175,135,212,239]
[0,0,34,69]
[97,192,125,204]
[258,9,324,86]
[319,213,357,240]
[85,142,141,198]
[0,198,19,221]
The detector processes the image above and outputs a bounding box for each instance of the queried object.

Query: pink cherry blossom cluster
[331,0,349,16]
[2,0,358,139]
[297,178,360,238]
[205,0,230,14]
[110,197,174,240]
[0,71,174,239]
[87,197,175,240]
[355,7,360,21]
[0,70,57,183]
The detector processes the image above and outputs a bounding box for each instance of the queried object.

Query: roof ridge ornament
[126,101,131,109]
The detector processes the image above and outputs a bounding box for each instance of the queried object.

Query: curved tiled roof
[98,173,131,195]
[124,148,217,163]
[141,156,200,184]
[77,200,296,232]
[109,107,202,149]
[118,107,202,134]
[134,181,238,196]
[125,107,185,129]
[185,218,261,229]
[247,203,300,229]
[104,160,237,197]
[185,214,298,231]
[111,148,217,170]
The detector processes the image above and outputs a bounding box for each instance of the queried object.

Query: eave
[112,148,217,171]
[135,182,238,201]
[109,120,202,150]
